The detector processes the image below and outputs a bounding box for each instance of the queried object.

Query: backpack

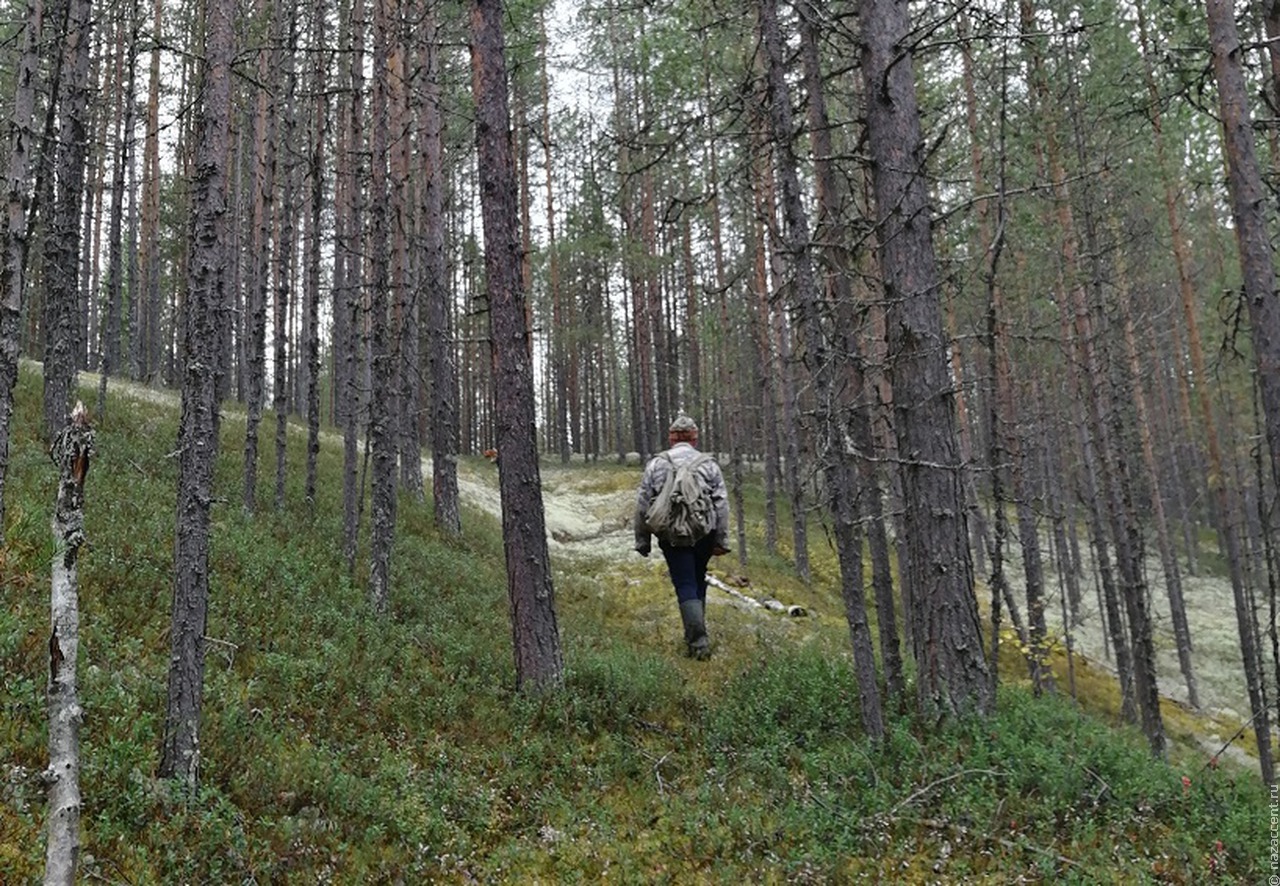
[645,452,714,546]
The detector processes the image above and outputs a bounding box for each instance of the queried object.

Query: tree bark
[470,0,564,691]
[368,0,397,613]
[159,0,233,789]
[1205,0,1280,785]
[242,0,277,514]
[303,0,326,504]
[748,150,781,557]
[0,0,46,544]
[42,0,92,441]
[273,2,298,511]
[860,0,991,715]
[421,5,460,535]
[760,0,882,739]
[339,0,365,572]
[390,10,422,499]
[802,1,903,699]
[1207,0,1280,511]
[44,402,91,886]
[135,0,162,381]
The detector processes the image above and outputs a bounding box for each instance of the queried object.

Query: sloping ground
[53,362,1272,756]
[994,528,1267,768]
[1,365,1268,882]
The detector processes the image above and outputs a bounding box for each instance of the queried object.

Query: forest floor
[998,531,1260,768]
[5,363,1267,881]
[443,440,1267,775]
[69,362,1265,772]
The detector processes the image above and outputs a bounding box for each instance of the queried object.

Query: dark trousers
[660,535,715,604]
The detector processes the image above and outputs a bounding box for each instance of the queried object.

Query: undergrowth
[0,368,1269,883]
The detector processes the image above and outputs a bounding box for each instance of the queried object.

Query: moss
[0,366,1267,883]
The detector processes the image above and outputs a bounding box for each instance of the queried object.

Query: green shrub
[0,368,1269,882]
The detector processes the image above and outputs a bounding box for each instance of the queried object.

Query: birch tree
[44,402,92,885]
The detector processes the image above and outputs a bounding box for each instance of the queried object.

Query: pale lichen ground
[998,530,1264,768]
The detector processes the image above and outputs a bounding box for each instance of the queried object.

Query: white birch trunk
[45,401,92,885]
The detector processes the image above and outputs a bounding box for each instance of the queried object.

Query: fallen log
[708,575,807,617]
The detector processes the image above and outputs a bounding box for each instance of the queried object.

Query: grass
[0,365,1270,883]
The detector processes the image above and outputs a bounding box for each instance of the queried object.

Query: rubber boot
[679,599,711,661]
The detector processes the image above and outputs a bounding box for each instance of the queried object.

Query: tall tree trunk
[134,0,161,381]
[860,0,991,715]
[97,4,138,419]
[0,0,46,544]
[159,0,233,789]
[242,0,276,514]
[541,9,569,464]
[42,0,92,441]
[470,0,564,691]
[421,5,460,535]
[749,151,781,556]
[1205,0,1280,784]
[368,0,397,613]
[44,402,91,885]
[124,101,139,396]
[339,0,365,572]
[391,10,422,499]
[760,0,882,739]
[1207,0,1280,508]
[801,0,902,700]
[274,3,299,511]
[303,0,326,504]
[84,30,111,375]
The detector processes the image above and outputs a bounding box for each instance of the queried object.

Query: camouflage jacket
[633,442,729,549]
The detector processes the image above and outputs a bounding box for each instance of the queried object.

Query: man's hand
[635,542,651,557]
[712,545,730,557]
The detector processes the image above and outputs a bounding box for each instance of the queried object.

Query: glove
[635,541,651,557]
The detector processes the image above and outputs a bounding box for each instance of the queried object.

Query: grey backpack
[645,453,714,546]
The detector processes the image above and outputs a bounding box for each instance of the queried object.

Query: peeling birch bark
[45,401,92,885]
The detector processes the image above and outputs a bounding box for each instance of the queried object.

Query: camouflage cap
[668,414,698,435]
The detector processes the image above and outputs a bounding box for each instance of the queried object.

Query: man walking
[634,415,730,660]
